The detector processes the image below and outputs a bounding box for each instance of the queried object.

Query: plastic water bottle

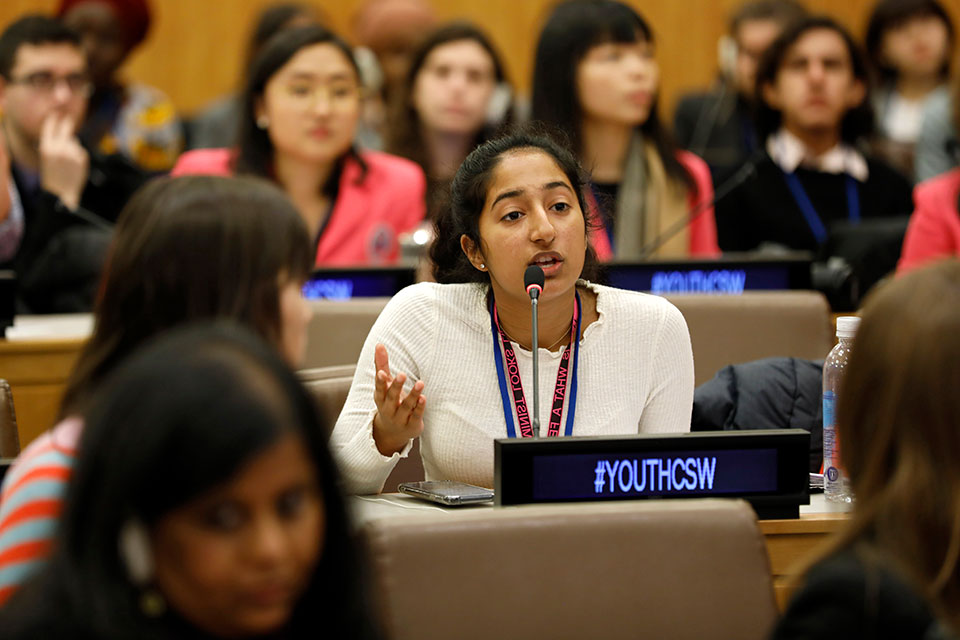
[823,316,860,503]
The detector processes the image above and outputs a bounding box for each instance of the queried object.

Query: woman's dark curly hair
[430,128,602,284]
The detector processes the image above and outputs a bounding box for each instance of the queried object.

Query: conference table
[350,492,850,611]
[0,315,89,446]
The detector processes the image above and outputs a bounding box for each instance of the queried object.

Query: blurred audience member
[187,2,323,151]
[388,22,513,219]
[0,324,378,639]
[772,260,960,639]
[58,0,183,172]
[352,0,438,145]
[865,0,954,178]
[0,15,146,313]
[674,0,807,184]
[914,73,958,181]
[173,26,426,267]
[532,0,719,260]
[715,16,913,253]
[0,175,314,604]
[898,82,960,272]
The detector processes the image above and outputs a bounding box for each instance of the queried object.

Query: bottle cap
[836,316,860,338]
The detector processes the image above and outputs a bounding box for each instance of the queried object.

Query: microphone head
[524,265,545,297]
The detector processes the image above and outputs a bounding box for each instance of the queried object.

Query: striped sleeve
[0,418,82,605]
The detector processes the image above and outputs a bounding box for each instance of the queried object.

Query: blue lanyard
[490,293,582,438]
[782,171,860,244]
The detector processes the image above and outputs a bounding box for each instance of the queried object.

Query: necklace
[500,318,574,352]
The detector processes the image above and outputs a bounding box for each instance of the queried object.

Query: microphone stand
[530,294,540,439]
[635,152,761,260]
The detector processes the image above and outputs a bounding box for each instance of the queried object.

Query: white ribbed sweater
[330,281,694,494]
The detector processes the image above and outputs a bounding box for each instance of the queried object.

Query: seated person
[772,259,960,638]
[674,0,807,184]
[864,0,954,178]
[914,80,957,182]
[58,0,184,172]
[173,25,426,266]
[331,132,694,494]
[531,0,718,260]
[0,15,146,313]
[352,0,439,149]
[715,16,914,253]
[0,325,378,639]
[897,91,960,273]
[387,22,514,220]
[0,175,313,604]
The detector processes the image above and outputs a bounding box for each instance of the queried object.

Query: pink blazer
[172,148,427,266]
[587,150,720,260]
[898,168,960,274]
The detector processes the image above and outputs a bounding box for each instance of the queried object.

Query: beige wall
[1,0,958,119]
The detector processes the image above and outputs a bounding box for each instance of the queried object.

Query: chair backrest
[298,365,424,491]
[0,380,21,458]
[303,298,389,369]
[667,291,833,385]
[303,292,833,386]
[298,365,357,434]
[361,498,778,640]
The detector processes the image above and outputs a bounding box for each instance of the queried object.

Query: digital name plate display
[603,256,812,296]
[495,430,810,519]
[303,267,416,300]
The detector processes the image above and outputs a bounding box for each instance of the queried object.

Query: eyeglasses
[6,72,93,97]
[283,82,360,108]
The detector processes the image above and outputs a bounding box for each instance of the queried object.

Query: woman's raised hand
[372,343,426,456]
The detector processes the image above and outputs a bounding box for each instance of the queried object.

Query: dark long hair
[865,0,954,84]
[804,260,960,633]
[431,128,600,284]
[755,16,875,143]
[234,24,367,185]
[60,175,312,417]
[388,22,513,175]
[0,324,379,639]
[531,0,694,193]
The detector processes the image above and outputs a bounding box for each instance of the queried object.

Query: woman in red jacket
[173,25,426,266]
[531,0,718,260]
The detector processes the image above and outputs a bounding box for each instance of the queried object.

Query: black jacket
[5,149,147,313]
[692,357,823,472]
[715,152,913,253]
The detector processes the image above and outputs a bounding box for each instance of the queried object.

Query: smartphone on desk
[398,481,494,506]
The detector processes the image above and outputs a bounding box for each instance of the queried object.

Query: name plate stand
[494,430,810,520]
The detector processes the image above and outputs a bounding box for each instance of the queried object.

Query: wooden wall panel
[0,0,958,120]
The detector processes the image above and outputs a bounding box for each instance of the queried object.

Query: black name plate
[494,430,810,519]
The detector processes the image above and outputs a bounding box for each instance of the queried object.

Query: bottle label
[823,390,842,481]
[823,391,835,430]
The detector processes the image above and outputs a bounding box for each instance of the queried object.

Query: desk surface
[350,492,847,521]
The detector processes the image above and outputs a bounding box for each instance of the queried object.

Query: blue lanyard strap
[490,293,582,438]
[783,171,860,243]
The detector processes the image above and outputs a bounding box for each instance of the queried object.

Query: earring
[256,115,270,129]
[120,519,166,618]
[479,263,485,270]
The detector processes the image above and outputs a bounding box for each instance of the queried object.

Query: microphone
[635,150,762,260]
[524,265,545,439]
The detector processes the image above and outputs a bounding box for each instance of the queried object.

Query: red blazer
[171,148,426,266]
[898,168,960,274]
[588,150,720,260]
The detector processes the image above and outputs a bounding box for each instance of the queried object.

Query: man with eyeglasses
[0,15,145,313]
